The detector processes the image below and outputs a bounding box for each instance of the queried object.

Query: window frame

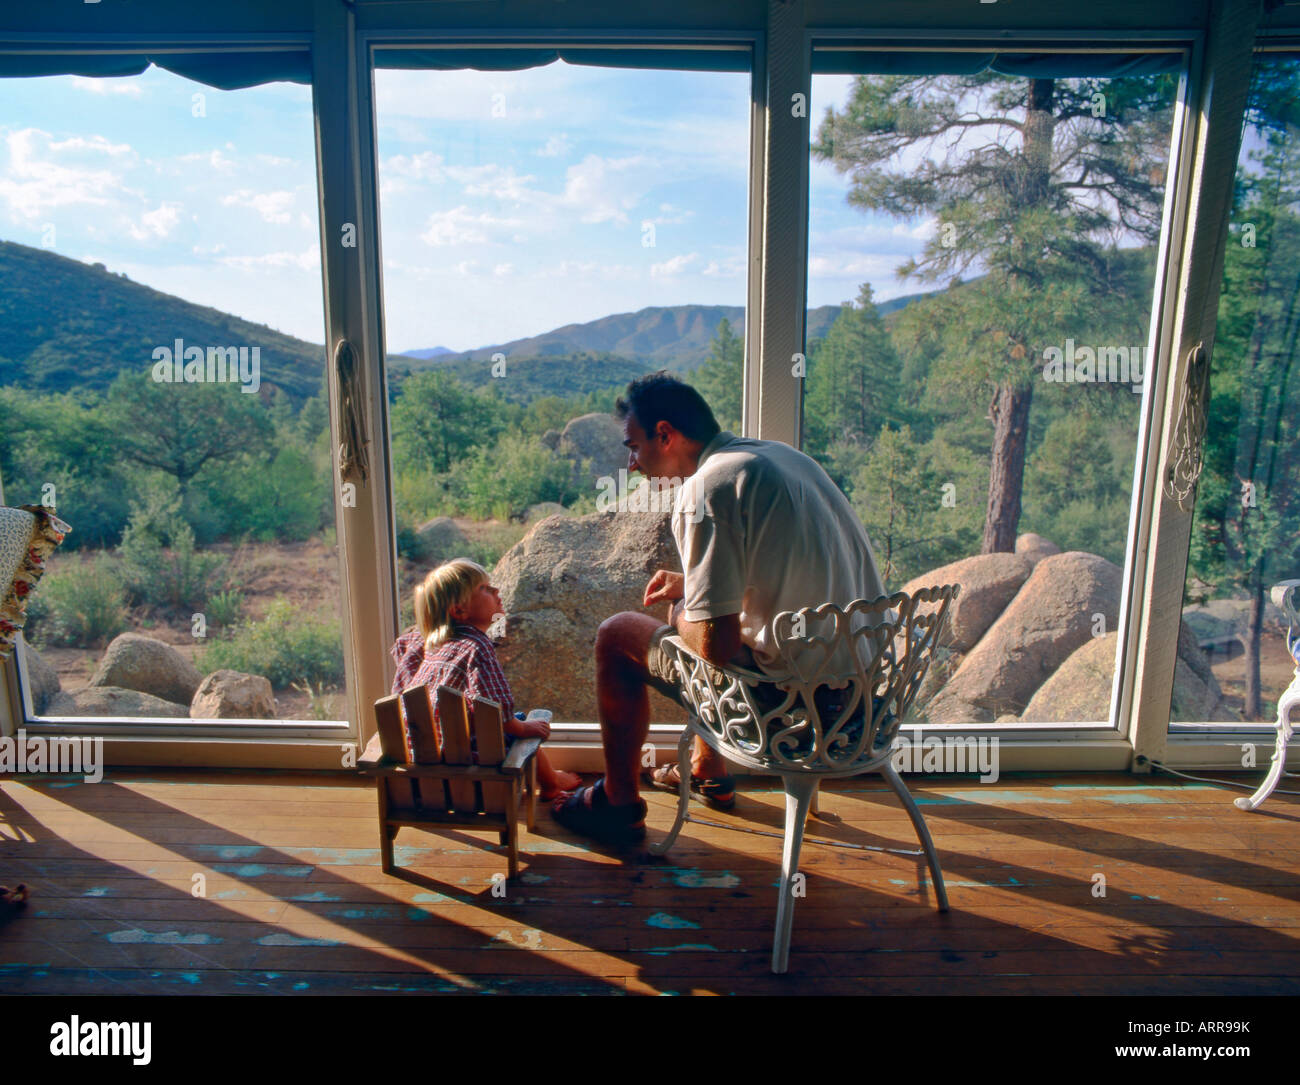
[800,29,1198,766]
[0,6,1288,776]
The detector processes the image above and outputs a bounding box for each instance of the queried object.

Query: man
[552,372,887,844]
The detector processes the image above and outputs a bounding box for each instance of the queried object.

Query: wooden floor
[2,768,1298,995]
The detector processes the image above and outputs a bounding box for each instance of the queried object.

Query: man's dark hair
[615,372,721,444]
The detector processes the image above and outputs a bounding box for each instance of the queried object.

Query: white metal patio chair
[649,584,960,973]
[1234,580,1300,812]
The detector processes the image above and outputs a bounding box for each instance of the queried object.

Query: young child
[390,559,581,801]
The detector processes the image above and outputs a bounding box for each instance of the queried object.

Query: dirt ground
[30,529,1299,725]
[31,518,522,721]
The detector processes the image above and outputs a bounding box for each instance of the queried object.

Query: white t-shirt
[672,431,888,682]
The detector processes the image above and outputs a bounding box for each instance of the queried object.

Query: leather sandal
[644,762,736,811]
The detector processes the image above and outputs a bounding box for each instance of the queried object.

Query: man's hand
[643,569,684,608]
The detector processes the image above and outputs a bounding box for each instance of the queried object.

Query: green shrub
[454,433,579,520]
[197,597,344,688]
[204,589,245,630]
[116,481,229,610]
[24,557,128,648]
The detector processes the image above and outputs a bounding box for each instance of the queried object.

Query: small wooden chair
[358,684,543,878]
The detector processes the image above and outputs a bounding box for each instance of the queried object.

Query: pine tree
[814,70,1176,551]
[691,317,743,431]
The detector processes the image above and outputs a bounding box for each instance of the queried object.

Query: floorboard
[2,768,1297,995]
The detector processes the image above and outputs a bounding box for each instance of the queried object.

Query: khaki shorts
[646,626,879,747]
[646,625,784,712]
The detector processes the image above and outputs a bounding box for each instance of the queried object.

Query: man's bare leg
[594,612,662,806]
[594,611,725,808]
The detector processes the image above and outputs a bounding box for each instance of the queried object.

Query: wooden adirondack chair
[358,684,544,878]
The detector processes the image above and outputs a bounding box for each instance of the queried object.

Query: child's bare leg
[534,750,581,799]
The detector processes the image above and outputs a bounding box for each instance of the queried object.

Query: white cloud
[449,163,538,202]
[49,134,133,156]
[807,253,902,280]
[129,202,182,240]
[177,148,235,173]
[420,205,524,246]
[381,150,447,185]
[220,247,319,272]
[561,153,654,225]
[69,76,144,98]
[702,257,744,278]
[536,133,572,158]
[221,189,295,224]
[0,128,121,219]
[493,262,513,277]
[649,202,693,226]
[650,252,699,278]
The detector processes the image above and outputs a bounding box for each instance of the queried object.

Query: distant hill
[401,345,457,360]
[399,304,844,374]
[0,240,328,403]
[1,238,940,407]
[398,292,935,374]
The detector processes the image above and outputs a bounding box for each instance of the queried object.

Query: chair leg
[526,757,537,833]
[648,725,694,857]
[1235,677,1298,811]
[378,787,395,874]
[506,780,521,879]
[880,761,949,913]
[808,779,821,820]
[772,773,818,974]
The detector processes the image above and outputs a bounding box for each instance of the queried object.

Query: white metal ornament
[1234,579,1300,812]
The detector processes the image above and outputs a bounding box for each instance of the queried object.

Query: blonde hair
[415,559,489,650]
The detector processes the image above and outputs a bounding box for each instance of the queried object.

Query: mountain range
[394,291,931,372]
[0,239,929,404]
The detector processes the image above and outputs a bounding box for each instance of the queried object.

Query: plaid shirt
[389,625,516,746]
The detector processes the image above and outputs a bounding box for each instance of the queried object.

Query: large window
[1171,51,1300,730]
[0,64,346,726]
[805,50,1183,729]
[373,51,752,723]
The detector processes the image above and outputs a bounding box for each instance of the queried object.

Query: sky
[0,62,934,354]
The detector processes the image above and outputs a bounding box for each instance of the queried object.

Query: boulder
[909,646,963,719]
[494,506,687,724]
[1170,656,1233,722]
[994,628,1234,723]
[46,686,189,718]
[89,633,202,707]
[414,516,468,563]
[901,552,1034,652]
[191,670,277,719]
[22,644,60,714]
[557,412,626,487]
[1015,533,1062,566]
[923,551,1123,722]
[1177,620,1222,698]
[1020,632,1119,722]
[525,502,568,523]
[540,429,562,451]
